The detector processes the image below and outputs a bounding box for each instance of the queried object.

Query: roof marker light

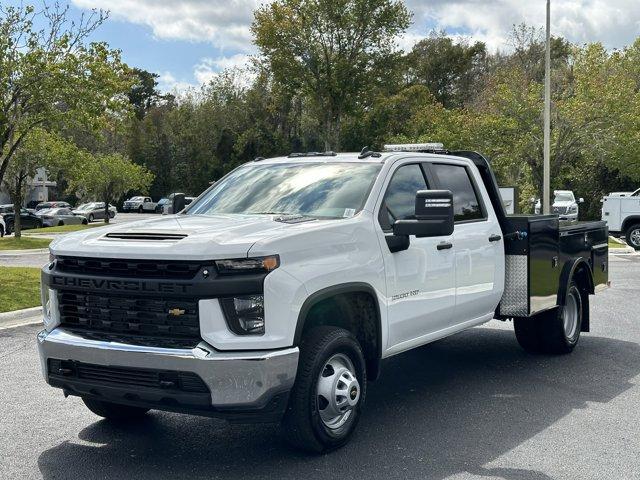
[383,143,445,152]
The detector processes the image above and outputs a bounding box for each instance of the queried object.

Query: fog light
[41,285,60,331]
[220,295,265,335]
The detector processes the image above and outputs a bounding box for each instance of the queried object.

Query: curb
[0,306,42,330]
[0,248,49,256]
[0,306,42,322]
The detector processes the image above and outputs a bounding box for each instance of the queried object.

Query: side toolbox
[499,215,562,317]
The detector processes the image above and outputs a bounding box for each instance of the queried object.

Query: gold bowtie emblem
[168,308,186,316]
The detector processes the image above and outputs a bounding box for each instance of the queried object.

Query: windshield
[554,192,575,202]
[187,162,382,219]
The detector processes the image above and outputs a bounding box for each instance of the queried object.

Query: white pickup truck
[122,196,156,213]
[601,188,640,249]
[38,144,609,452]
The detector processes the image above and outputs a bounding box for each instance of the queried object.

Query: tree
[407,31,488,108]
[2,129,82,237]
[252,0,411,150]
[0,3,131,187]
[128,68,165,120]
[69,153,154,224]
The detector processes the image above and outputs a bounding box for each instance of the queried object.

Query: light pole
[543,0,551,214]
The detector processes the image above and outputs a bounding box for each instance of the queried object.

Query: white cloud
[157,71,197,94]
[193,54,253,84]
[74,0,640,58]
[72,0,263,51]
[406,0,640,52]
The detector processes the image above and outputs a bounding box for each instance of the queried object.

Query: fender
[557,257,594,332]
[293,282,383,380]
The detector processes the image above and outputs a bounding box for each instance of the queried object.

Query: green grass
[608,238,626,249]
[28,223,104,234]
[0,237,51,251]
[0,267,41,312]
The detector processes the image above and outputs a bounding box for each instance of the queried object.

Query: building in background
[0,168,57,205]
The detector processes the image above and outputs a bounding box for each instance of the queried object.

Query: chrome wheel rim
[316,353,360,430]
[563,290,579,339]
[630,229,640,247]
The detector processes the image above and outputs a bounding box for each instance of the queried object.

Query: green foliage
[68,152,154,223]
[0,3,132,186]
[252,0,411,150]
[407,31,488,108]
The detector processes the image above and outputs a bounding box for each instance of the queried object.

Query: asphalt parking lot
[1,255,639,480]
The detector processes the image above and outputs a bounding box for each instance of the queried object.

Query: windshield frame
[184,160,383,219]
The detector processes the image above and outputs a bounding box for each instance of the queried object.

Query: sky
[10,0,640,93]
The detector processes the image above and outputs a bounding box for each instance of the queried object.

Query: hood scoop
[103,231,188,242]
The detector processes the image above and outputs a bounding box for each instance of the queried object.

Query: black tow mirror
[393,190,454,238]
[172,193,186,214]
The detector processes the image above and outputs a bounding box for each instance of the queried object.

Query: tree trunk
[104,196,110,224]
[10,174,25,239]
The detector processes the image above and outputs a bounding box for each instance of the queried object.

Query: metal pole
[543,0,551,214]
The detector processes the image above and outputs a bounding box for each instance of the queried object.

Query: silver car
[36,208,88,227]
[73,202,117,222]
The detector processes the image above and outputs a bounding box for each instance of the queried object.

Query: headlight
[40,284,60,331]
[220,294,265,335]
[215,255,279,274]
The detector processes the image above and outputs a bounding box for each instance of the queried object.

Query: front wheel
[625,223,640,250]
[282,326,366,453]
[82,398,149,421]
[88,214,94,223]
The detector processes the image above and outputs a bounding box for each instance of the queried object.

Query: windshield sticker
[343,208,356,218]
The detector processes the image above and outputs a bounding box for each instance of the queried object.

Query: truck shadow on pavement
[37,327,640,480]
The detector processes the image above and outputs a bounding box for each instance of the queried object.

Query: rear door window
[429,163,485,222]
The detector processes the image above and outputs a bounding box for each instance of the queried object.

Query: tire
[81,219,88,225]
[282,326,366,453]
[138,206,143,213]
[88,214,94,222]
[109,211,115,219]
[82,398,149,421]
[5,222,12,235]
[514,281,583,355]
[0,225,3,237]
[58,221,64,226]
[625,223,640,250]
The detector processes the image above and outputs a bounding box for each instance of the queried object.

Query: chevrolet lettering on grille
[51,276,192,294]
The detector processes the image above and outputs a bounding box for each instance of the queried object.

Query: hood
[49,213,326,260]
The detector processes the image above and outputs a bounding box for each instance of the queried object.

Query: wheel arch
[557,258,593,332]
[294,282,383,381]
[621,216,640,233]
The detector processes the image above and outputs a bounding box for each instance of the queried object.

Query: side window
[430,163,484,222]
[379,164,427,231]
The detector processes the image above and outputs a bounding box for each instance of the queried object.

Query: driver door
[376,162,456,355]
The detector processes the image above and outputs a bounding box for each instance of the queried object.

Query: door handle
[489,234,502,242]
[437,242,453,250]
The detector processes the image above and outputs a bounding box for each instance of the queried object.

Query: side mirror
[393,190,454,238]
[172,193,186,214]
[578,198,584,203]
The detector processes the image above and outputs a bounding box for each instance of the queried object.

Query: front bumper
[37,328,299,422]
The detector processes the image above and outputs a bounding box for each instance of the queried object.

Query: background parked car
[2,208,43,234]
[35,201,72,211]
[155,197,170,213]
[73,202,117,222]
[162,195,196,214]
[0,214,5,237]
[534,190,583,221]
[35,208,88,227]
[122,196,156,212]
[0,204,14,215]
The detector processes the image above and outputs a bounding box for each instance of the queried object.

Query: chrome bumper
[37,328,299,409]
